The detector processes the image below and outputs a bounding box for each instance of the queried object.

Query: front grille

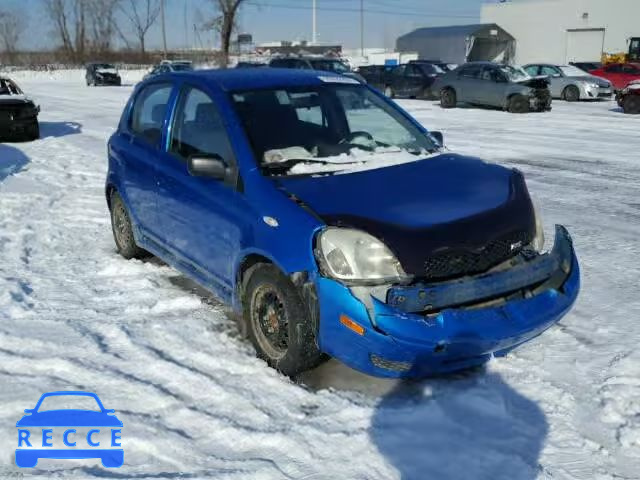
[423,231,530,281]
[0,108,18,121]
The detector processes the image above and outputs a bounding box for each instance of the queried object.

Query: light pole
[161,0,168,58]
[360,0,364,56]
[312,0,317,44]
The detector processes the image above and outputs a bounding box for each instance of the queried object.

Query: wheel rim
[566,87,578,101]
[112,203,132,249]
[443,91,453,105]
[251,284,289,360]
[384,87,392,97]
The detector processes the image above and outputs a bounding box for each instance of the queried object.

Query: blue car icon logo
[15,391,123,468]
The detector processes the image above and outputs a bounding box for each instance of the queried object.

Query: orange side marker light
[340,314,365,336]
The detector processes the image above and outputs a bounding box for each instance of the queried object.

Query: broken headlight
[315,228,407,283]
[532,201,545,253]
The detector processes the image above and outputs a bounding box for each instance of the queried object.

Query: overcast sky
[7,0,488,51]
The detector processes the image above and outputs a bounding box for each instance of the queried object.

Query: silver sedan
[523,64,613,101]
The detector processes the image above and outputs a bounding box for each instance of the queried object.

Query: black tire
[440,88,457,108]
[623,95,640,114]
[109,191,148,259]
[384,85,395,98]
[508,94,530,113]
[243,264,324,376]
[563,85,580,102]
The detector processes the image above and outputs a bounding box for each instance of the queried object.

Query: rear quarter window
[130,83,173,145]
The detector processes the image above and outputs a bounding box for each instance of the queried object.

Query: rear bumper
[316,225,580,378]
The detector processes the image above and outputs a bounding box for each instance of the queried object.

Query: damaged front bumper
[315,225,580,378]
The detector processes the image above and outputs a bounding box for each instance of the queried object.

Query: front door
[154,85,249,297]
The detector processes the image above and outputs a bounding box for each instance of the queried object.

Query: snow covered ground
[1,75,639,480]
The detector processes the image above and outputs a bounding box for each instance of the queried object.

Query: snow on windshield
[500,66,530,81]
[233,84,439,176]
[0,78,22,95]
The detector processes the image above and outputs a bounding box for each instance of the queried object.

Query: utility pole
[312,0,317,45]
[161,0,168,58]
[360,0,364,56]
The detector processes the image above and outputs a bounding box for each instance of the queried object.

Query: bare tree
[0,9,26,61]
[120,0,160,56]
[43,0,86,60]
[206,0,247,67]
[87,0,120,53]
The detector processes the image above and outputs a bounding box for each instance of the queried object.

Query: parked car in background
[268,56,366,83]
[434,62,552,113]
[144,60,194,80]
[85,63,121,86]
[360,62,443,99]
[0,76,40,141]
[523,63,612,101]
[569,62,602,73]
[590,63,640,90]
[616,80,640,114]
[106,68,579,378]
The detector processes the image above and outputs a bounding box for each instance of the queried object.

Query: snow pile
[0,79,639,479]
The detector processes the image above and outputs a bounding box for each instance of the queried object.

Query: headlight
[532,202,545,253]
[315,228,407,282]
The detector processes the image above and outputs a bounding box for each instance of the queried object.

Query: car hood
[515,76,550,88]
[0,95,33,105]
[276,154,536,278]
[16,410,123,427]
[568,75,611,87]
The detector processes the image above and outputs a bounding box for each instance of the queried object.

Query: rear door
[403,64,426,97]
[154,84,250,295]
[111,82,173,237]
[603,64,625,89]
[455,64,484,103]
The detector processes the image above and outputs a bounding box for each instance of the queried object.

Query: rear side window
[605,65,622,73]
[524,65,540,76]
[130,83,172,145]
[169,87,235,164]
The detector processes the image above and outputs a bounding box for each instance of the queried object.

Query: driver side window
[169,87,235,165]
[540,66,560,76]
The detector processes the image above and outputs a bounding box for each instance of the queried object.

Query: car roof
[144,68,348,92]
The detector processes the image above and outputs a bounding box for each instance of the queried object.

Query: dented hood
[277,154,536,277]
[515,76,550,89]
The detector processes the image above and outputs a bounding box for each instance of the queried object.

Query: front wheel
[243,264,324,376]
[623,95,640,114]
[109,191,148,259]
[26,120,39,141]
[508,95,530,113]
[440,88,457,108]
[563,85,580,102]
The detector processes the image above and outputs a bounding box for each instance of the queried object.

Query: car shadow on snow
[0,143,30,182]
[369,372,548,480]
[40,121,82,138]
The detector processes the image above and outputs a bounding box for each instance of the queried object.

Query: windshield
[96,64,116,70]
[231,83,438,176]
[418,63,445,74]
[310,60,350,74]
[172,64,193,71]
[0,78,22,95]
[37,395,102,412]
[559,65,589,77]
[499,65,530,81]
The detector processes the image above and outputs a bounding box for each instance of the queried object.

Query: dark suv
[86,63,122,86]
[0,76,40,141]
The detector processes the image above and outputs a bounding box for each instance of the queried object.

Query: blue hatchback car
[106,69,580,378]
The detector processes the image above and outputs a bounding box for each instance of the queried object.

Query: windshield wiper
[262,157,361,173]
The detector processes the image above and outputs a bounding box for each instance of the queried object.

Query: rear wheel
[623,95,640,114]
[243,264,324,376]
[109,191,148,259]
[440,88,457,108]
[508,94,530,113]
[563,85,580,102]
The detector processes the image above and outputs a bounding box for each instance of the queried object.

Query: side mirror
[188,155,228,180]
[24,409,34,414]
[430,131,444,146]
[104,409,115,414]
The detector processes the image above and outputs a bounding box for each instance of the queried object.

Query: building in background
[396,24,516,65]
[481,0,640,64]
